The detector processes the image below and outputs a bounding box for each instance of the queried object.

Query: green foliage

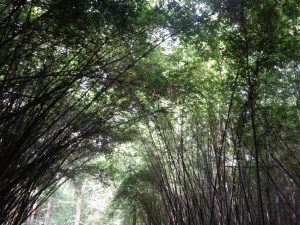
[2,0,300,224]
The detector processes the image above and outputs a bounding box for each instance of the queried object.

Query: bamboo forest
[0,0,300,224]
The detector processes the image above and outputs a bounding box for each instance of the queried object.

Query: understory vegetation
[0,0,299,224]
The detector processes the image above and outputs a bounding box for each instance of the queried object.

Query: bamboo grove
[0,0,300,225]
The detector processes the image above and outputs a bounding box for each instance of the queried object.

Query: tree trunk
[74,181,86,225]
[43,197,53,225]
[87,186,96,225]
[132,206,137,225]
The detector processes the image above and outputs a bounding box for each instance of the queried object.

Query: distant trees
[22,176,110,225]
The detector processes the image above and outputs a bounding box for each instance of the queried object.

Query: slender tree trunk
[74,181,86,225]
[43,197,53,225]
[87,186,96,225]
[132,206,137,225]
[74,194,83,225]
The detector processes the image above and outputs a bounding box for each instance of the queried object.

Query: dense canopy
[0,0,299,224]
